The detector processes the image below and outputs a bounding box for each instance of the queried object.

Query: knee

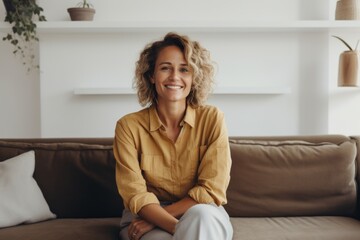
[183,204,218,222]
[175,204,233,240]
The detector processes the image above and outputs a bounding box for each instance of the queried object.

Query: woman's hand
[128,218,155,240]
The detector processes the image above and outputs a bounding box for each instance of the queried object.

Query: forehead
[156,45,186,64]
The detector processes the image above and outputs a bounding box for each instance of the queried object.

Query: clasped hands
[128,218,155,240]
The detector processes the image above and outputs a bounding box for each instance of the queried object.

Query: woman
[113,32,233,240]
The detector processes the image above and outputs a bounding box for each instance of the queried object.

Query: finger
[135,221,155,239]
[130,220,143,240]
[129,222,142,240]
[128,222,137,239]
[131,231,138,240]
[129,219,155,240]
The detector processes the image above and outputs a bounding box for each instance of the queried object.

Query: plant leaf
[332,35,353,51]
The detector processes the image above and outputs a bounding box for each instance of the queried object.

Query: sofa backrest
[0,139,123,218]
[1,135,358,219]
[225,135,358,218]
[350,136,360,218]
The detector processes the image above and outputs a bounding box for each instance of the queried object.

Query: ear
[150,77,155,84]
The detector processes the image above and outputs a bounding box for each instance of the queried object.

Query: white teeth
[166,85,182,89]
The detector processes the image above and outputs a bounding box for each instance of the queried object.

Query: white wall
[0,2,41,137]
[329,32,360,136]
[1,0,358,138]
[41,0,299,22]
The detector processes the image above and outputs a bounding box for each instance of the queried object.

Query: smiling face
[152,45,193,106]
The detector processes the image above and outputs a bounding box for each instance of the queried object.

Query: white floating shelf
[213,86,291,94]
[36,20,360,33]
[73,87,291,95]
[34,20,326,33]
[73,88,135,95]
[2,20,360,33]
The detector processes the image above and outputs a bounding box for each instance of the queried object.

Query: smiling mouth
[165,85,183,89]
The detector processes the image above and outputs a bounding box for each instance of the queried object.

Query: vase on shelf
[338,51,359,87]
[336,0,360,20]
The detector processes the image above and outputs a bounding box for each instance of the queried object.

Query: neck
[156,101,186,129]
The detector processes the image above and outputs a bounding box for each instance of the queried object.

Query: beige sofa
[0,135,359,239]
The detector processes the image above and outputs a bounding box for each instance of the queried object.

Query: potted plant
[2,0,46,72]
[67,0,95,21]
[333,35,360,87]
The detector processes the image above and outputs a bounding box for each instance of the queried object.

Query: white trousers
[119,204,233,240]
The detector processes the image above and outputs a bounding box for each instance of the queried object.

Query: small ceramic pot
[68,7,95,21]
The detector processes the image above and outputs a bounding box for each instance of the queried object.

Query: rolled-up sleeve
[188,111,232,206]
[113,119,159,214]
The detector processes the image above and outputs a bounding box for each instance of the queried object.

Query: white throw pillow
[0,151,56,228]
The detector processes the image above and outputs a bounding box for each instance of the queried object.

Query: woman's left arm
[188,110,232,206]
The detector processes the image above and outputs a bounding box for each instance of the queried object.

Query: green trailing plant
[2,0,46,72]
[332,35,359,51]
[76,0,93,8]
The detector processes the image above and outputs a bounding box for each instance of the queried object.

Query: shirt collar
[182,105,195,128]
[149,105,162,132]
[149,105,195,132]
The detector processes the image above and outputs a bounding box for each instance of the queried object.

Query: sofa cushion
[0,218,121,240]
[231,216,360,240]
[225,139,357,217]
[0,140,123,218]
[350,136,360,219]
[0,151,56,228]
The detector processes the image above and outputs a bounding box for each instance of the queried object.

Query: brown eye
[160,66,170,71]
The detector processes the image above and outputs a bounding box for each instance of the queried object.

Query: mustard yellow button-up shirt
[113,105,231,214]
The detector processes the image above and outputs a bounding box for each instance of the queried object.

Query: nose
[169,69,180,80]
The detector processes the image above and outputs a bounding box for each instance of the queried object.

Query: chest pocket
[182,145,208,181]
[140,154,170,187]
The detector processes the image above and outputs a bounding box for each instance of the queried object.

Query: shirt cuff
[129,192,160,214]
[188,186,218,205]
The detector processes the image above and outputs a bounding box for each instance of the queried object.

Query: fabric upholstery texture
[0,218,121,240]
[350,136,360,217]
[0,151,56,228]
[0,140,123,218]
[225,139,357,217]
[231,216,360,240]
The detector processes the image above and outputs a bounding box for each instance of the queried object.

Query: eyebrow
[158,62,188,66]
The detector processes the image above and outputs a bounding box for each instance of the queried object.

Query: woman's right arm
[113,118,159,214]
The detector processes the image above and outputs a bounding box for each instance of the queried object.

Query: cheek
[151,73,161,84]
[186,77,193,87]
[153,71,165,81]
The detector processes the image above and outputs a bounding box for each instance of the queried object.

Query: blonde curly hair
[133,32,215,107]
